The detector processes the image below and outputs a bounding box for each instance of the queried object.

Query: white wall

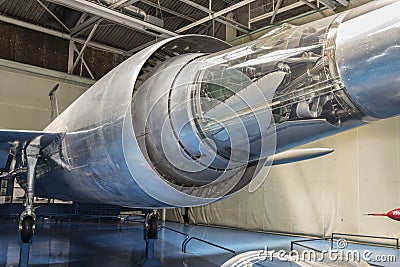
[0,60,92,204]
[0,60,92,130]
[168,117,400,242]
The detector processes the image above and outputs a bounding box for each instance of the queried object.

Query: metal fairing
[275,119,339,153]
[35,35,231,208]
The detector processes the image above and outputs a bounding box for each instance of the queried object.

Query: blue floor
[0,219,398,266]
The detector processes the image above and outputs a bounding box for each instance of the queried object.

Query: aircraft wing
[0,129,62,144]
[0,129,63,172]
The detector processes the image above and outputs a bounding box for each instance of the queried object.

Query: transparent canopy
[187,17,365,166]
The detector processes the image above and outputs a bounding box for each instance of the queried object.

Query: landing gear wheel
[144,209,160,240]
[147,216,158,239]
[20,216,34,243]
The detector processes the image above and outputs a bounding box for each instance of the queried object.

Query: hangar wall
[0,21,127,79]
[0,59,92,130]
[167,117,400,242]
[0,60,92,204]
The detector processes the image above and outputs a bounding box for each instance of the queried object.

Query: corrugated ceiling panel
[0,0,316,54]
[79,20,154,51]
[0,0,46,22]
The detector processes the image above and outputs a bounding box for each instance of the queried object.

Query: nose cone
[336,2,400,119]
[387,208,400,221]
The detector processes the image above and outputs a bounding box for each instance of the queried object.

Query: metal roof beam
[140,0,252,34]
[0,14,130,56]
[220,15,251,31]
[270,0,283,24]
[179,0,210,14]
[318,0,336,10]
[70,15,102,37]
[300,0,319,10]
[140,0,249,33]
[176,0,257,33]
[69,23,99,73]
[112,0,140,7]
[71,0,140,37]
[249,0,317,25]
[35,0,71,32]
[335,0,349,6]
[177,0,251,32]
[45,0,178,38]
[140,0,195,22]
[215,18,250,33]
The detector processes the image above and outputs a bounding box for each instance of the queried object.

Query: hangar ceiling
[0,0,349,57]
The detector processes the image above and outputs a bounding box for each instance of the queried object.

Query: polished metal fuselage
[33,1,400,208]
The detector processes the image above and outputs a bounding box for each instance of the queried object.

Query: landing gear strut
[143,210,161,266]
[19,137,41,243]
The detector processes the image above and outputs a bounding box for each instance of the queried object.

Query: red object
[368,208,400,221]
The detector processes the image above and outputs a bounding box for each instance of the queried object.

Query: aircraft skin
[1,0,400,210]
